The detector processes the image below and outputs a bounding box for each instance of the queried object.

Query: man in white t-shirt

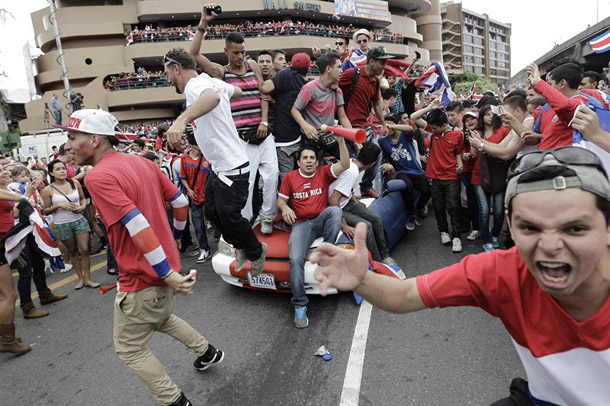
[328,142,396,266]
[165,48,267,275]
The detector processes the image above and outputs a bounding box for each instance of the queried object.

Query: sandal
[75,282,84,290]
[85,282,101,289]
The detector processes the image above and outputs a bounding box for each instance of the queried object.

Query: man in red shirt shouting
[277,136,350,328]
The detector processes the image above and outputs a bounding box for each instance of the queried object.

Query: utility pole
[47,0,73,113]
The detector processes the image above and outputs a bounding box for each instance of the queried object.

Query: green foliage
[449,72,499,96]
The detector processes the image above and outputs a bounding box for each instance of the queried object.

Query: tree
[449,72,499,96]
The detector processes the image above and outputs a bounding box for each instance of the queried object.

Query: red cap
[291,53,311,69]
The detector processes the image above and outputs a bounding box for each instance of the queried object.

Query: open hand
[311,223,369,295]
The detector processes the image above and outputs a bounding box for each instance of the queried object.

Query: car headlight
[308,243,354,258]
[218,240,235,258]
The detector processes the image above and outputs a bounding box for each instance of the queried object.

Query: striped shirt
[294,78,344,129]
[223,64,261,130]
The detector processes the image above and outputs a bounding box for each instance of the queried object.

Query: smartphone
[205,5,222,15]
[490,105,501,115]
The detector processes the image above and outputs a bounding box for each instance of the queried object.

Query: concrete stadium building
[20,0,444,134]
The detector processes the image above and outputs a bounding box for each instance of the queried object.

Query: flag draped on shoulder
[414,62,456,108]
[588,29,610,54]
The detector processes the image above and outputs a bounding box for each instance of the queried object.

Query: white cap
[54,109,119,137]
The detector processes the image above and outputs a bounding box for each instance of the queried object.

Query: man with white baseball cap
[64,108,224,406]
[312,146,610,405]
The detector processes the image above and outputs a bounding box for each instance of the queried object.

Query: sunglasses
[335,42,344,46]
[357,39,368,44]
[163,55,182,67]
[508,147,607,178]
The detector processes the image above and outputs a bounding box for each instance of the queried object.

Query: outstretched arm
[188,5,224,79]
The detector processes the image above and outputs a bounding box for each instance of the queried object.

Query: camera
[205,5,222,15]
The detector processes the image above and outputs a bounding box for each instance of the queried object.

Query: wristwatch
[477,142,485,152]
[260,121,269,127]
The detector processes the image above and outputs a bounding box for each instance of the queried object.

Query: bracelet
[196,25,206,32]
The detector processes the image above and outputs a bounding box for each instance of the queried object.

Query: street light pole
[47,0,73,114]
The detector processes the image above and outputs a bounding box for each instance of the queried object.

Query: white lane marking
[340,300,373,406]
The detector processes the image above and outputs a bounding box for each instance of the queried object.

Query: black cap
[367,47,395,61]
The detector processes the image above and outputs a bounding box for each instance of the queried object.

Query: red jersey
[0,200,14,239]
[85,152,181,292]
[279,165,338,222]
[425,130,464,180]
[471,126,510,185]
[179,152,210,206]
[416,247,610,406]
[65,162,78,179]
[339,67,381,128]
[534,80,589,150]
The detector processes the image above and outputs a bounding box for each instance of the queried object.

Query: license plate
[247,272,276,290]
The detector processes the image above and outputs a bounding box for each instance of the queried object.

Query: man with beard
[164,48,267,276]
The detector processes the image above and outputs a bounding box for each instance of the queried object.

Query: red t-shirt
[65,162,78,179]
[534,81,589,150]
[339,67,381,128]
[180,152,210,206]
[471,126,510,186]
[279,165,338,222]
[0,200,15,239]
[462,130,478,174]
[425,130,464,180]
[85,152,181,292]
[416,247,610,405]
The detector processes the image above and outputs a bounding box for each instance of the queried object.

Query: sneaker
[168,393,192,406]
[249,243,267,277]
[415,215,423,226]
[361,188,379,199]
[60,263,73,273]
[440,232,451,245]
[466,230,479,241]
[451,238,463,253]
[294,306,309,329]
[193,344,225,371]
[382,257,397,267]
[197,249,211,263]
[405,216,416,231]
[492,237,500,248]
[422,205,429,217]
[261,219,273,235]
[482,242,494,252]
[234,249,247,272]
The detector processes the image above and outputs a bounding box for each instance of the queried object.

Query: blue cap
[322,354,333,361]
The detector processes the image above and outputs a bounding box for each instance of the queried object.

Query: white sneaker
[466,230,479,241]
[261,219,273,235]
[452,238,463,253]
[197,249,211,263]
[440,232,451,245]
[60,263,73,273]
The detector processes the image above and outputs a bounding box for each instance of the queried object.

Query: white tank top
[51,185,83,224]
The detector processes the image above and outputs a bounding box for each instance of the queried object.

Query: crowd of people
[104,69,169,91]
[126,19,405,46]
[2,5,610,406]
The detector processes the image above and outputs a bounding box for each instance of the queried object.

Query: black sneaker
[168,393,192,406]
[193,344,225,371]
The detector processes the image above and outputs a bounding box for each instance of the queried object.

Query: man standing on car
[165,48,267,276]
[66,109,224,406]
[277,136,350,329]
[339,47,390,198]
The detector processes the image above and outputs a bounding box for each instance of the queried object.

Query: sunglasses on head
[508,147,607,178]
[163,55,182,67]
[357,39,368,44]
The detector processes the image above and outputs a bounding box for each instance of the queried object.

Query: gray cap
[505,154,610,209]
[367,46,395,61]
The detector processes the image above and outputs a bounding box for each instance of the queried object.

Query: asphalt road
[1,215,524,406]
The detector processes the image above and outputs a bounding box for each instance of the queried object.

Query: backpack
[343,67,380,109]
[160,154,179,182]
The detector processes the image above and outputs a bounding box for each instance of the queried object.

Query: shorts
[54,216,91,241]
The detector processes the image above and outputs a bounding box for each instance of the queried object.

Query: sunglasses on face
[335,42,344,46]
[163,55,182,67]
[357,39,368,44]
[508,147,607,178]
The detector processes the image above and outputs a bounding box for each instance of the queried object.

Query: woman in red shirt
[469,105,510,252]
[0,167,32,355]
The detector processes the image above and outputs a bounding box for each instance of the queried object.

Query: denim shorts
[54,216,90,241]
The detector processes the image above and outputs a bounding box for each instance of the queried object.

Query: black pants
[395,173,431,216]
[429,178,463,239]
[461,172,479,232]
[490,378,535,406]
[17,235,49,308]
[204,169,263,260]
[342,200,388,261]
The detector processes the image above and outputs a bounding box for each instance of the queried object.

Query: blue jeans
[474,186,505,244]
[190,203,210,252]
[289,207,342,307]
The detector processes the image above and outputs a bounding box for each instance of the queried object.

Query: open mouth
[537,261,572,287]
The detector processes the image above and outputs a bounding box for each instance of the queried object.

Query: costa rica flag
[588,29,610,54]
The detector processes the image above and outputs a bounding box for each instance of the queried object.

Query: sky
[0,0,609,95]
